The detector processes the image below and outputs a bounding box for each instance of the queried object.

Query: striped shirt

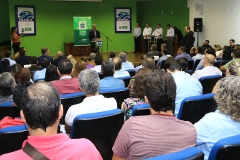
[112,114,196,160]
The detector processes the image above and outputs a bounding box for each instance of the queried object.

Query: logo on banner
[117,12,130,19]
[19,11,34,21]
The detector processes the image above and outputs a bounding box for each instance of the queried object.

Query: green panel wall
[8,0,136,56]
[0,0,10,42]
[137,0,189,36]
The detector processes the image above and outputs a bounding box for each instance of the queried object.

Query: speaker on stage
[194,18,203,32]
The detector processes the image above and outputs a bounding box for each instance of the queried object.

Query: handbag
[22,142,50,160]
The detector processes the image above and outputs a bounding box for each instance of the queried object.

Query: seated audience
[214,44,223,58]
[201,40,212,53]
[196,48,216,70]
[14,68,31,84]
[176,57,189,73]
[119,52,134,70]
[0,82,32,129]
[222,46,232,60]
[34,58,50,81]
[15,48,31,67]
[67,54,77,68]
[164,58,202,116]
[82,56,94,69]
[226,61,240,76]
[112,69,196,160]
[189,47,196,57]
[192,54,222,80]
[99,60,125,90]
[156,49,169,68]
[113,57,130,78]
[37,47,53,65]
[0,82,102,159]
[45,65,59,82]
[175,46,192,61]
[122,69,151,119]
[109,52,116,61]
[89,53,96,67]
[51,59,81,94]
[147,44,160,57]
[228,39,235,52]
[52,51,66,67]
[28,56,42,71]
[195,76,240,160]
[65,69,117,130]
[220,49,240,72]
[91,54,103,73]
[73,60,86,78]
[10,64,22,78]
[134,54,147,73]
[192,47,204,60]
[2,50,16,66]
[161,43,167,52]
[0,72,15,104]
[2,59,12,72]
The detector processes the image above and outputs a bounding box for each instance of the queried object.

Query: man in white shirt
[3,50,16,66]
[143,23,152,53]
[133,23,141,53]
[152,24,163,52]
[165,24,175,55]
[192,54,222,80]
[119,52,134,70]
[65,69,117,133]
[113,57,130,78]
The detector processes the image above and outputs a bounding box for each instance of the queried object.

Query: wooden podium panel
[64,42,91,56]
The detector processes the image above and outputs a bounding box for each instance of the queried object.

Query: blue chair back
[0,125,29,155]
[208,134,240,160]
[100,87,129,109]
[117,76,131,87]
[71,109,124,160]
[177,93,216,124]
[199,75,222,94]
[0,102,19,121]
[145,147,204,160]
[126,69,135,77]
[131,103,150,116]
[60,92,85,124]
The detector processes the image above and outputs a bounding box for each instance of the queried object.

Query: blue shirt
[175,53,192,61]
[196,59,204,70]
[114,70,130,79]
[2,58,16,66]
[121,61,134,71]
[157,55,169,68]
[194,110,240,160]
[34,68,47,81]
[100,76,125,90]
[172,71,202,116]
[134,65,142,73]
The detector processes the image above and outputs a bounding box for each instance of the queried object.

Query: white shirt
[143,27,152,39]
[2,57,16,66]
[91,65,101,73]
[192,54,204,60]
[152,28,163,39]
[121,61,134,71]
[114,70,130,78]
[65,95,117,126]
[216,50,223,58]
[192,66,222,80]
[133,27,141,37]
[166,27,174,37]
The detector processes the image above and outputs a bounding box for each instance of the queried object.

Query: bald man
[89,24,101,51]
[113,57,130,78]
[192,54,222,80]
[53,51,66,67]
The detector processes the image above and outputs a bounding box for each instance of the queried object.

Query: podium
[64,42,91,56]
[147,36,160,52]
[91,38,103,48]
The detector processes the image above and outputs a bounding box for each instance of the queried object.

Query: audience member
[161,43,167,52]
[3,50,16,66]
[228,39,235,52]
[65,69,117,132]
[99,60,125,90]
[14,68,31,84]
[91,54,103,73]
[201,40,212,53]
[34,58,50,81]
[220,49,240,71]
[109,52,116,61]
[45,65,59,82]
[113,57,130,78]
[195,76,240,160]
[0,55,5,74]
[67,54,77,68]
[82,56,94,69]
[192,47,204,60]
[52,51,66,67]
[119,52,134,70]
[0,82,32,129]
[37,47,53,65]
[175,46,192,61]
[0,82,102,159]
[214,44,223,58]
[28,56,42,71]
[164,58,202,116]
[189,47,196,57]
[73,60,86,78]
[0,72,15,104]
[226,61,240,76]
[176,57,189,73]
[10,64,22,78]
[15,48,31,67]
[112,69,196,160]
[196,48,216,70]
[89,53,96,66]
[147,44,160,57]
[134,54,147,73]
[51,59,81,94]
[2,59,12,72]
[156,49,169,68]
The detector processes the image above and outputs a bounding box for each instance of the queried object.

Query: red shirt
[0,117,24,129]
[11,33,20,43]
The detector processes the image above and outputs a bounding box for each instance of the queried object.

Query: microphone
[21,28,25,37]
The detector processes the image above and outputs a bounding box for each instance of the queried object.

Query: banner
[73,16,92,46]
[115,7,132,33]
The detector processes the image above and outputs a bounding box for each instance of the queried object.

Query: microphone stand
[99,31,112,56]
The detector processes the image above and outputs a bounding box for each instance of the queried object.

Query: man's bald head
[56,51,63,57]
[204,54,215,66]
[113,57,122,71]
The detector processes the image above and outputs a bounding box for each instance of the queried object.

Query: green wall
[0,0,10,42]
[137,0,189,36]
[8,0,136,56]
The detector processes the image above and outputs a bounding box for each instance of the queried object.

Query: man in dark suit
[52,51,66,67]
[37,47,53,65]
[16,47,31,67]
[173,26,183,46]
[88,24,101,52]
[29,56,42,72]
[181,26,194,54]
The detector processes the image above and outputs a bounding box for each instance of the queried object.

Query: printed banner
[115,8,132,33]
[15,6,36,36]
[73,16,92,46]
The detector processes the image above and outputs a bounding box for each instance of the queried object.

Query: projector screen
[46,0,102,2]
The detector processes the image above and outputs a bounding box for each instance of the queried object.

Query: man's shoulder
[0,150,28,160]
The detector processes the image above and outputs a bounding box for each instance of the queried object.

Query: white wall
[189,0,240,47]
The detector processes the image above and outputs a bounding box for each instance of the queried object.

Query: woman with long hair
[11,27,23,54]
[73,60,86,78]
[45,65,59,82]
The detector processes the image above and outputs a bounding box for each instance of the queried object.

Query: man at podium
[88,24,101,52]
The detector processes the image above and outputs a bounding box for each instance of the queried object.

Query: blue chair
[71,109,124,160]
[131,103,150,116]
[177,93,216,124]
[100,87,129,109]
[0,125,29,155]
[208,134,240,160]
[199,75,222,94]
[126,69,135,77]
[0,102,19,121]
[145,147,204,160]
[117,76,131,87]
[60,92,85,124]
